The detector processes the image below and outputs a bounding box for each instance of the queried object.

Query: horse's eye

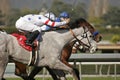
[81,33,87,38]
[89,35,93,38]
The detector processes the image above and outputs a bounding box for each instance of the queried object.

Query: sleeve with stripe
[45,20,67,27]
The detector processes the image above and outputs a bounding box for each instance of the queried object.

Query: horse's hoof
[27,78,35,80]
[2,78,6,80]
[29,78,35,80]
[30,78,35,80]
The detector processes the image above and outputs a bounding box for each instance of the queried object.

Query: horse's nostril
[96,48,98,51]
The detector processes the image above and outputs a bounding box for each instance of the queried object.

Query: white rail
[4,53,120,80]
[69,53,120,80]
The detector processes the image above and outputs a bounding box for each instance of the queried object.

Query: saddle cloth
[11,33,37,51]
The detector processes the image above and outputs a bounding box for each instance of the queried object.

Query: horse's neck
[40,27,83,55]
[60,27,83,43]
[68,40,77,47]
[42,27,83,45]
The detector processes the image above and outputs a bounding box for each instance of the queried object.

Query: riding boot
[26,30,39,46]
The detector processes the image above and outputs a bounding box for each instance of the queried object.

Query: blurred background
[0,0,120,44]
[1,0,120,80]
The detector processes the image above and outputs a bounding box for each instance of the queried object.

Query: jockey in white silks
[40,12,56,31]
[15,12,70,46]
[40,11,70,31]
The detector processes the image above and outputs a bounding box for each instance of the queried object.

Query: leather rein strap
[69,28,90,48]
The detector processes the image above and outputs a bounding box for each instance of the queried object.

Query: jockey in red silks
[15,12,70,46]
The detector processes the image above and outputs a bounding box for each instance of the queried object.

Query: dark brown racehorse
[12,18,102,80]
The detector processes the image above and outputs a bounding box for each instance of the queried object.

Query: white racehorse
[0,21,97,80]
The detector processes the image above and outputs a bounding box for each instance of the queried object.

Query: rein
[82,26,92,47]
[68,27,90,48]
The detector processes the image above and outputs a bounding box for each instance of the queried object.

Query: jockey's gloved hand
[65,18,70,24]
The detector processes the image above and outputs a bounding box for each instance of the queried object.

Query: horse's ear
[69,22,75,29]
[75,19,80,25]
[79,18,87,22]
[71,20,80,28]
[74,18,83,28]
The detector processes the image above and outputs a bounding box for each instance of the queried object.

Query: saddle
[11,33,38,51]
[11,33,38,66]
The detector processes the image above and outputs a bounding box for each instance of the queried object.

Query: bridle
[68,26,93,51]
[81,23,100,41]
[67,18,101,52]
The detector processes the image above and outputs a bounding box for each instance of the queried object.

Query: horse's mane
[50,18,91,33]
[69,18,95,33]
[69,18,86,29]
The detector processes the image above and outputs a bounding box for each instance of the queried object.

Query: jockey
[56,11,70,22]
[41,11,70,31]
[56,11,70,28]
[40,12,56,31]
[15,12,70,46]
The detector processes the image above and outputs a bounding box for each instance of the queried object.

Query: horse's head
[70,18,102,53]
[79,26,97,53]
[75,18,102,42]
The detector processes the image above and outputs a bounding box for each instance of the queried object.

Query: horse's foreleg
[63,61,80,80]
[46,66,67,80]
[52,59,73,80]
[14,61,28,80]
[45,66,60,80]
[1,78,6,80]
[28,66,43,80]
[28,66,59,80]
[53,69,67,80]
[53,60,80,80]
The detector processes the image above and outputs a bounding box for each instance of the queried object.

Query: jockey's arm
[58,18,70,29]
[41,16,70,27]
